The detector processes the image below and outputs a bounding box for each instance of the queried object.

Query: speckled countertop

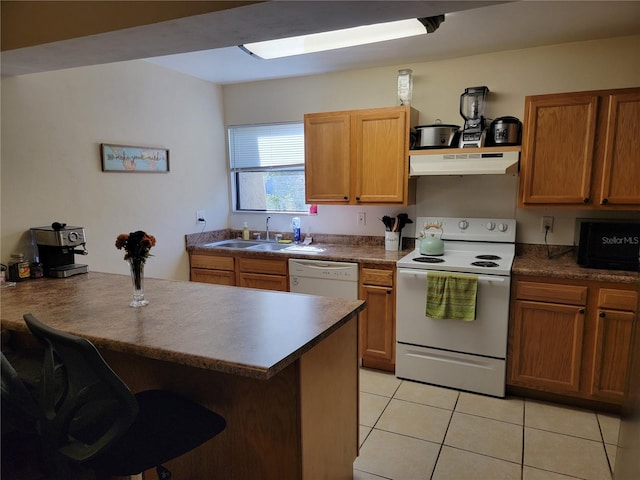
[0,272,365,380]
[186,229,413,265]
[514,244,638,284]
[186,230,638,283]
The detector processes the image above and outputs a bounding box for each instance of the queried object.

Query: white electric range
[395,217,516,397]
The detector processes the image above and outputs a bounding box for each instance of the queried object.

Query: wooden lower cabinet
[190,253,236,286]
[590,306,635,401]
[508,275,637,406]
[510,300,585,394]
[189,252,288,292]
[359,264,395,372]
[237,257,288,292]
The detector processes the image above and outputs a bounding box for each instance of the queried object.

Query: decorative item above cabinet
[304,105,418,206]
[519,87,640,210]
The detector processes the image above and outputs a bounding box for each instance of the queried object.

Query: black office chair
[1,350,40,434]
[22,313,226,479]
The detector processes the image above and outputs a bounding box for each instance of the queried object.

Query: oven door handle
[397,270,506,283]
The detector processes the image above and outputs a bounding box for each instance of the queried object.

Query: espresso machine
[31,223,88,278]
[458,86,490,148]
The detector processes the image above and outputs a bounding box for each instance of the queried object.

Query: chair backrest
[1,351,40,434]
[22,313,139,465]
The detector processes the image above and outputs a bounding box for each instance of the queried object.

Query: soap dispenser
[242,222,250,240]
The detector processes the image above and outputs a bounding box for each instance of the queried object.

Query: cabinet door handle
[356,196,361,201]
[583,197,589,204]
[599,311,606,318]
[343,196,348,200]
[387,290,391,294]
[602,198,609,204]
[579,308,585,314]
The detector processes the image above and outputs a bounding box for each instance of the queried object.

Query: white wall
[223,35,640,245]
[1,61,229,280]
[2,36,639,283]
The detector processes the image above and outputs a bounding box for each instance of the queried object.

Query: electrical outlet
[196,210,206,224]
[541,216,554,233]
[357,212,366,226]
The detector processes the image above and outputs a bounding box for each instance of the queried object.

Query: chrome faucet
[265,215,272,241]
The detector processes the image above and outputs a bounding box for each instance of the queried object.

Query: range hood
[409,148,520,176]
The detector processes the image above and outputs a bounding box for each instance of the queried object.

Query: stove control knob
[497,223,508,232]
[458,220,469,230]
[485,222,496,231]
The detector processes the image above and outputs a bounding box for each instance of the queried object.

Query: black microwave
[577,221,640,272]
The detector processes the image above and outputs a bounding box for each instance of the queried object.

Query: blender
[458,86,489,148]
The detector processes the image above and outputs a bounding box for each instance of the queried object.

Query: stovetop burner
[471,261,499,268]
[475,254,502,260]
[413,256,445,264]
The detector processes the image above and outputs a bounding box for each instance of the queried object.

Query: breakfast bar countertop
[0,272,365,380]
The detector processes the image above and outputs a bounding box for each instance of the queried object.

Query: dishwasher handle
[288,259,359,281]
[290,260,355,270]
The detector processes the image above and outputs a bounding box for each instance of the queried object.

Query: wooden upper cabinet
[520,92,598,206]
[304,112,351,203]
[304,106,417,206]
[352,108,408,204]
[519,87,640,210]
[599,91,640,206]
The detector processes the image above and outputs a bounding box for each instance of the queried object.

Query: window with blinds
[228,122,308,212]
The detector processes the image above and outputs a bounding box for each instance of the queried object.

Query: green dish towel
[426,272,478,321]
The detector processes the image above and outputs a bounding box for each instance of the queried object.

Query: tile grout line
[596,412,615,478]
[360,372,620,480]
[428,390,460,480]
[521,399,526,480]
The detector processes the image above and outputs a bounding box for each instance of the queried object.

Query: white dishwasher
[288,259,359,300]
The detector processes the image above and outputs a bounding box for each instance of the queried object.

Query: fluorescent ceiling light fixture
[242,18,435,59]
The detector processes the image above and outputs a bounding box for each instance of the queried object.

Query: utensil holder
[385,232,400,251]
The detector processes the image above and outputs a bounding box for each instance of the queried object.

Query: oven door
[396,268,511,358]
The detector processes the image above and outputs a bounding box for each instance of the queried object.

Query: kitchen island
[1,272,365,479]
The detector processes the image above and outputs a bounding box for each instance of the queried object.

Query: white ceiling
[3,1,640,84]
[147,1,640,84]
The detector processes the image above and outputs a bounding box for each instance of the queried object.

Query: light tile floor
[354,368,619,480]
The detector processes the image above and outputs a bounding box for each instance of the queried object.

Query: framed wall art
[100,144,170,173]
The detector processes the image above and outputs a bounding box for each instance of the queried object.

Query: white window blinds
[228,122,304,170]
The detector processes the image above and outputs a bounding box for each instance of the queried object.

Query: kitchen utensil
[487,116,521,146]
[419,223,445,256]
[396,213,413,232]
[381,216,395,231]
[414,120,460,149]
[459,86,489,148]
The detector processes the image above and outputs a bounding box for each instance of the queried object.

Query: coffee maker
[31,223,88,278]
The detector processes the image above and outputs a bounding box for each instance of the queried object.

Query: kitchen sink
[283,245,325,253]
[203,240,261,248]
[203,239,325,253]
[246,243,291,251]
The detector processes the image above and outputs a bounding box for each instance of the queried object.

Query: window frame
[228,121,307,213]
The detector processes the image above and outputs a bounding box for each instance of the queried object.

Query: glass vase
[128,258,149,307]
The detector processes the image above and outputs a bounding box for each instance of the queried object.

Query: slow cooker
[413,121,460,149]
